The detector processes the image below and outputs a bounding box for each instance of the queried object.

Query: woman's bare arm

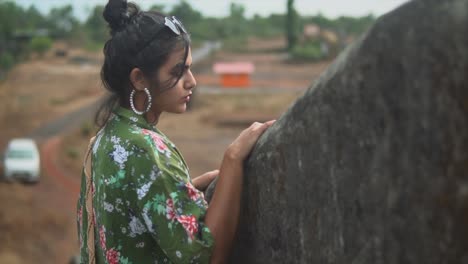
[192,170,219,191]
[204,120,275,264]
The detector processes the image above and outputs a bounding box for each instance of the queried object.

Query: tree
[170,1,202,27]
[85,5,108,43]
[149,4,166,13]
[25,5,47,31]
[30,36,52,56]
[0,1,32,67]
[229,2,245,20]
[0,1,23,37]
[286,0,299,51]
[225,3,247,36]
[47,5,79,39]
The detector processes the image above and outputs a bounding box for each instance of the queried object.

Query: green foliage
[0,0,377,71]
[306,13,334,29]
[80,122,93,137]
[229,2,246,23]
[49,97,67,105]
[0,1,80,72]
[222,37,248,52]
[286,0,299,51]
[30,36,52,56]
[189,18,222,40]
[250,14,284,38]
[291,41,324,61]
[84,5,108,43]
[149,4,166,12]
[46,5,79,39]
[224,3,248,36]
[84,41,104,52]
[0,1,25,36]
[170,1,202,25]
[0,52,14,70]
[303,13,376,35]
[335,15,376,35]
[66,147,79,159]
[292,13,376,61]
[25,6,45,26]
[167,1,252,45]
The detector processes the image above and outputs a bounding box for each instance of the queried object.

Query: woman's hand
[225,120,276,163]
[205,120,275,264]
[192,170,219,191]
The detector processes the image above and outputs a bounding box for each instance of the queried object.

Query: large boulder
[207,0,468,263]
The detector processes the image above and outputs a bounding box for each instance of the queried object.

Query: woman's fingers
[193,170,219,190]
[225,120,277,162]
[198,170,219,179]
[250,120,276,135]
[206,169,220,178]
[264,120,276,126]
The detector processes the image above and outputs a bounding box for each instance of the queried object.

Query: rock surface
[207,0,468,263]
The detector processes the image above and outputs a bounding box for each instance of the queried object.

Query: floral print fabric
[77,107,214,264]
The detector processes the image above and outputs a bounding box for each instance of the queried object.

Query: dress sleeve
[129,137,215,263]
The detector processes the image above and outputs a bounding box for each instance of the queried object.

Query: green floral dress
[76,107,215,264]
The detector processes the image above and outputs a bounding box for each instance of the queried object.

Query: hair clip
[164,16,187,35]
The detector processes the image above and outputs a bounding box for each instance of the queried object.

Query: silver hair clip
[164,16,187,35]
[137,16,188,52]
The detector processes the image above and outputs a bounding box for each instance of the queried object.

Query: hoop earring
[130,88,152,115]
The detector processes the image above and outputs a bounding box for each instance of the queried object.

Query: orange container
[213,62,255,88]
[221,73,250,88]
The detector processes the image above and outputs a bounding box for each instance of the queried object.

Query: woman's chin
[170,104,187,114]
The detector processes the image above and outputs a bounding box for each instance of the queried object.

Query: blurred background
[0,0,408,263]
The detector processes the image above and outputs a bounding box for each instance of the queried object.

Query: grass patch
[66,147,79,160]
[80,122,94,138]
[49,97,67,106]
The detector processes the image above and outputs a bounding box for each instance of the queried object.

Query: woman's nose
[184,70,197,90]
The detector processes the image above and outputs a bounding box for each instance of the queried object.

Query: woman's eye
[171,67,182,76]
[170,64,190,77]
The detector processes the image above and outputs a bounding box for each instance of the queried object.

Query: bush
[290,41,324,62]
[66,147,79,159]
[0,52,15,70]
[30,36,52,56]
[80,122,93,137]
[222,36,248,52]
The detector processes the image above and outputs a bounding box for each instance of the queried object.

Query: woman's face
[151,46,196,115]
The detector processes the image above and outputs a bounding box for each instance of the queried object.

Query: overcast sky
[14,0,411,21]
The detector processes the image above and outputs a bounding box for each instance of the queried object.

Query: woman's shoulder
[96,117,187,171]
[94,120,156,154]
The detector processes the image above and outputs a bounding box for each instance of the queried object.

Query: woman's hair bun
[103,0,139,35]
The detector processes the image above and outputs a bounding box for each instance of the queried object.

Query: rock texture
[207,0,468,263]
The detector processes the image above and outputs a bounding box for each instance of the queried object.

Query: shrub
[30,36,52,56]
[290,41,324,62]
[80,122,93,137]
[0,52,15,70]
[222,36,248,53]
[66,147,79,159]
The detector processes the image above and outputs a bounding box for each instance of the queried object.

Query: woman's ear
[129,68,149,91]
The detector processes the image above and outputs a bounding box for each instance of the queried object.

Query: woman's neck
[144,110,161,126]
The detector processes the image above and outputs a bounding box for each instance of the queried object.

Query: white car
[3,138,41,183]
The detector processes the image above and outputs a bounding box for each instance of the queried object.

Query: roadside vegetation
[0,0,375,79]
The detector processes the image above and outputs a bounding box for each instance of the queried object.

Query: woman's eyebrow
[172,62,184,70]
[174,62,192,69]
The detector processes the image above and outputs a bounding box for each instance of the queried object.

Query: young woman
[76,0,275,263]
